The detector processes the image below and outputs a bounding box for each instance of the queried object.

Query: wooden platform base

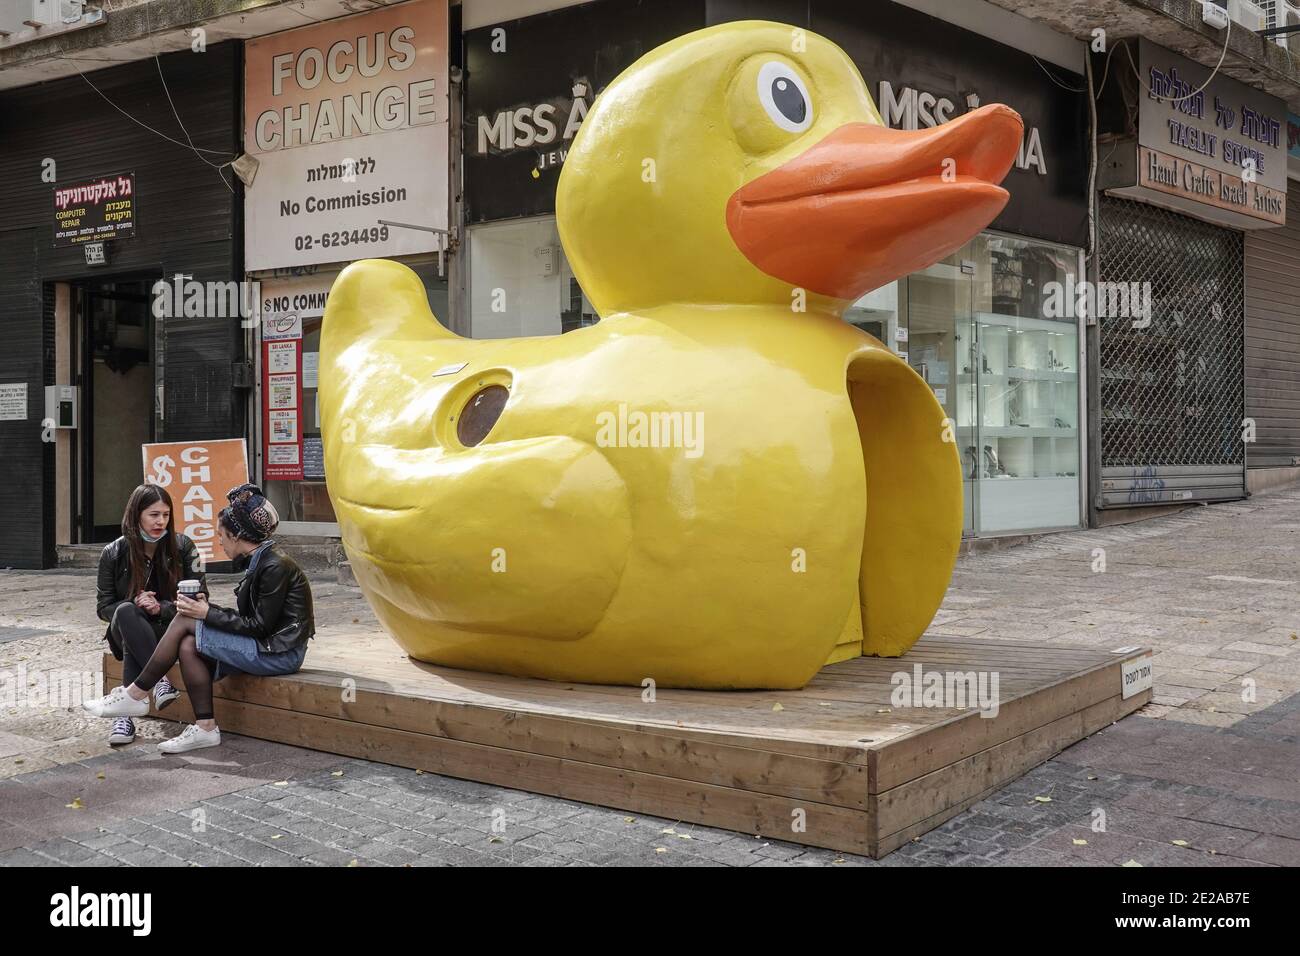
[102,634,1152,858]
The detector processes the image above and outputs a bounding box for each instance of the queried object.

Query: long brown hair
[121,484,181,601]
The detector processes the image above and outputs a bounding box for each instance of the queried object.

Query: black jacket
[96,534,208,659]
[204,542,315,654]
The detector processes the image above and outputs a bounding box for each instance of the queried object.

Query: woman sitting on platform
[95,483,207,747]
[84,483,315,754]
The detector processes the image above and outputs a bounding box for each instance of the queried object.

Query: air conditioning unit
[1227,0,1268,31]
[1253,0,1300,48]
[0,1,92,43]
[1277,0,1300,48]
[0,0,58,37]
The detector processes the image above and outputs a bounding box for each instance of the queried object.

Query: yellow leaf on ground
[1171,839,1189,847]
[65,797,84,810]
[1122,859,1143,867]
[660,827,677,835]
[347,859,359,867]
[272,780,288,787]
[1033,796,1052,803]
[654,847,667,854]
[330,771,344,777]
[623,817,635,823]
[876,708,892,714]
[1073,839,1088,846]
[772,702,784,712]
[270,834,283,840]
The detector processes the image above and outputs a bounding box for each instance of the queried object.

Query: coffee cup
[177,580,203,599]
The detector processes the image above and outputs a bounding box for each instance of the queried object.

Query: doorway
[72,278,156,542]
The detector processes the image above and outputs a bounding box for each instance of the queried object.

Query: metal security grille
[1097,198,1245,485]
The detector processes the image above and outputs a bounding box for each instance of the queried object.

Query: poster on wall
[244,0,449,270]
[53,172,136,246]
[0,383,27,420]
[140,439,250,562]
[262,334,304,480]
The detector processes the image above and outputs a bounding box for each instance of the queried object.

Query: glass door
[904,247,978,537]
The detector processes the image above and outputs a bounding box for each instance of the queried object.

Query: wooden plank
[199,689,875,855]
[102,634,1152,860]
[103,655,872,809]
[874,688,1150,839]
[870,688,1152,856]
[870,654,1147,791]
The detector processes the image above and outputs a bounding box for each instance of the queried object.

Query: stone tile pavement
[1,489,1298,865]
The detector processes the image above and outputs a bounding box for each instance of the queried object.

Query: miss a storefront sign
[876,81,1048,176]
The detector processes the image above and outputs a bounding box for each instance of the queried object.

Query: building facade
[462,0,1091,538]
[0,42,243,567]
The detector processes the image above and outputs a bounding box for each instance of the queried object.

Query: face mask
[139,528,165,544]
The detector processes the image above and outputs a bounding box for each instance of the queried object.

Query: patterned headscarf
[219,483,280,543]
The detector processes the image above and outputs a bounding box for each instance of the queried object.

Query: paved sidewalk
[1,489,1298,865]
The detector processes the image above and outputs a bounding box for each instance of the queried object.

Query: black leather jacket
[96,534,208,658]
[204,542,315,654]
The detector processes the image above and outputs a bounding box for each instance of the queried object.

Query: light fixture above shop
[230,152,259,188]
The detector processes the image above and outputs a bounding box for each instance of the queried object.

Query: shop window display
[468,216,596,338]
[264,261,448,525]
[852,232,1084,535]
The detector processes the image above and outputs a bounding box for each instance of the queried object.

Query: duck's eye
[757,61,812,133]
[457,384,508,447]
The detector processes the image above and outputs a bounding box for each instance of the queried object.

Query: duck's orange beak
[726,104,1024,301]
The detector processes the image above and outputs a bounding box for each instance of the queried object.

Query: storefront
[818,2,1089,535]
[242,0,452,528]
[1241,113,1300,485]
[463,0,1089,537]
[0,43,243,568]
[1095,38,1288,509]
[462,0,705,337]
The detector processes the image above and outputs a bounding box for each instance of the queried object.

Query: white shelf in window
[957,369,1077,384]
[972,427,1078,438]
[975,311,1078,333]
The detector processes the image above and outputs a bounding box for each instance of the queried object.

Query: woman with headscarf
[83,483,315,754]
[95,483,208,746]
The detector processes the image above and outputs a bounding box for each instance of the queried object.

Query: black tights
[110,603,166,687]
[132,615,218,721]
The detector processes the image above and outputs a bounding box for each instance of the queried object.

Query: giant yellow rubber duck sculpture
[320,21,1022,689]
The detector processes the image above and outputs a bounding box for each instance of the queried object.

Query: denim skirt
[196,620,307,682]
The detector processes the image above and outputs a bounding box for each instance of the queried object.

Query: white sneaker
[158,724,221,754]
[83,685,150,718]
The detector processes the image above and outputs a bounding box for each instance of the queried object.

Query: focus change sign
[141,439,250,562]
